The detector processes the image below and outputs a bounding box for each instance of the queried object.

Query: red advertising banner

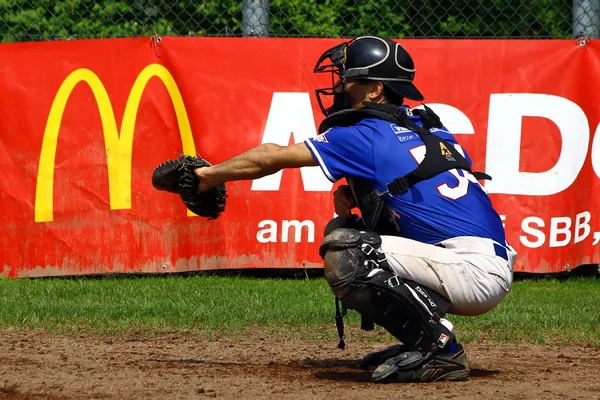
[0,37,598,277]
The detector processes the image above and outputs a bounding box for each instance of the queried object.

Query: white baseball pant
[380,235,517,316]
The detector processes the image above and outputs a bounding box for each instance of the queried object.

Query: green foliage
[270,0,572,38]
[0,0,572,43]
[0,0,243,42]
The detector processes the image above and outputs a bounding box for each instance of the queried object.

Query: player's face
[344,78,377,109]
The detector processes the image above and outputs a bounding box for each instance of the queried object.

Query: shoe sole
[372,351,426,382]
[440,369,470,381]
[373,354,470,383]
[360,344,406,370]
[419,368,470,382]
[372,364,400,382]
[379,368,470,383]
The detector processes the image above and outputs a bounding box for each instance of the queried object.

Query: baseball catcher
[152,36,517,384]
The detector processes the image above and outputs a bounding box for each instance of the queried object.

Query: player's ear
[368,81,385,100]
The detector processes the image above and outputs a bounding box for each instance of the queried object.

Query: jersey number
[409,144,488,200]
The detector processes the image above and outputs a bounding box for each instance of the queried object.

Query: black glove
[152,154,226,219]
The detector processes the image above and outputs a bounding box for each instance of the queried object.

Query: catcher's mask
[313,36,425,117]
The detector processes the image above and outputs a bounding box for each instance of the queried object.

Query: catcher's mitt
[152,154,226,219]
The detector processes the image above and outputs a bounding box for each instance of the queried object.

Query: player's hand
[333,185,357,218]
[195,166,214,192]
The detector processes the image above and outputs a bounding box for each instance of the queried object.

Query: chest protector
[318,102,491,231]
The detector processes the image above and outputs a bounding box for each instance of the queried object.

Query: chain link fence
[0,1,599,43]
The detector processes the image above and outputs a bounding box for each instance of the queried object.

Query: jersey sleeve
[304,124,376,182]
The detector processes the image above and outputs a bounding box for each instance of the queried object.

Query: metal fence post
[242,0,270,37]
[573,0,600,39]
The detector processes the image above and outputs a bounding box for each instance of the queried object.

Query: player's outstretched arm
[196,143,318,191]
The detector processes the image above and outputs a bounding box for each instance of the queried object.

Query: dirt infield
[0,328,599,400]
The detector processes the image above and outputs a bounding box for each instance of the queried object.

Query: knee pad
[320,229,454,352]
[318,228,388,298]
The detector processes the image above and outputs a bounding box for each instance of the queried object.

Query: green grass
[454,278,600,345]
[0,275,598,345]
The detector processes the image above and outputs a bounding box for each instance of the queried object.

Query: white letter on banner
[574,211,591,244]
[486,94,589,196]
[257,220,278,243]
[281,220,315,243]
[413,104,474,134]
[592,123,600,179]
[251,93,333,192]
[549,216,572,247]
[520,216,545,248]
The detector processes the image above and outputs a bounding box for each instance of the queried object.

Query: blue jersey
[305,106,506,245]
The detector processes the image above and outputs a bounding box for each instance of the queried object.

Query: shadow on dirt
[148,358,247,367]
[469,368,501,378]
[313,370,373,382]
[312,367,501,383]
[299,358,361,368]
[147,357,501,383]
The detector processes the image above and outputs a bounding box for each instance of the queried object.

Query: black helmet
[314,36,424,116]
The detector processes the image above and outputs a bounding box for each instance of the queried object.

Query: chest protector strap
[346,176,385,232]
[361,102,491,196]
[318,103,491,230]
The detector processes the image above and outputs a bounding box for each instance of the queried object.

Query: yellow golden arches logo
[35,64,197,222]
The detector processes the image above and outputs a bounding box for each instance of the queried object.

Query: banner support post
[573,0,600,39]
[243,0,270,37]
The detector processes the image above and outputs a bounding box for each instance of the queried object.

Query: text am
[256,220,316,243]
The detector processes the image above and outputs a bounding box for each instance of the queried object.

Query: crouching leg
[319,228,468,382]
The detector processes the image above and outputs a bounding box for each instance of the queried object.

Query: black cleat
[359,344,408,369]
[372,343,470,383]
